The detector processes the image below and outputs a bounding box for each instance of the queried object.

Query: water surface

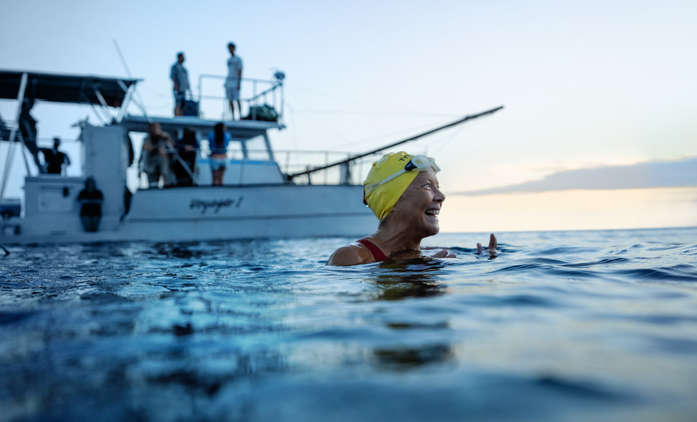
[1,227,696,421]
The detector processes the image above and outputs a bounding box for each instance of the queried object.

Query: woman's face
[389,169,445,237]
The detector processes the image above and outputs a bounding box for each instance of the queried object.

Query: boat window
[245,134,271,161]
[226,138,244,160]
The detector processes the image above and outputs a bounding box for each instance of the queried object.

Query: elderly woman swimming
[328,151,496,266]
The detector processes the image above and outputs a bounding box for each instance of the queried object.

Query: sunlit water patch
[1,228,696,421]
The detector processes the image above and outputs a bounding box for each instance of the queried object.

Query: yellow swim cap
[363,151,439,220]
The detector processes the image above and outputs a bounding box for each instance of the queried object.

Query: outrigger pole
[285,105,504,181]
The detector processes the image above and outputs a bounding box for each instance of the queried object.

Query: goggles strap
[366,168,407,192]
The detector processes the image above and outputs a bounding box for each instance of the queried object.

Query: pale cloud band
[451,157,697,196]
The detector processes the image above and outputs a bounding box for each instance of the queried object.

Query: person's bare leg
[213,168,225,185]
[229,101,236,120]
[236,100,242,119]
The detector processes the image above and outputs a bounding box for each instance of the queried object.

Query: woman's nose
[435,187,445,202]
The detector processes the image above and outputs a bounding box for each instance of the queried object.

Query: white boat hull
[1,184,377,244]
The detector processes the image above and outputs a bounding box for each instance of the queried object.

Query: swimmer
[328,151,497,266]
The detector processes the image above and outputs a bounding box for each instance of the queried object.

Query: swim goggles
[366,154,440,191]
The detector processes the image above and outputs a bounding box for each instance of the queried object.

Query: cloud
[451,157,697,196]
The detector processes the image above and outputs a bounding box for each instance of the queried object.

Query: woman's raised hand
[476,233,497,257]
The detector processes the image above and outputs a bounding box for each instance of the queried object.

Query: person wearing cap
[328,151,496,266]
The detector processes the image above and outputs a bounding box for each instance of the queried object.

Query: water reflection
[373,344,453,370]
[367,258,454,370]
[373,258,448,300]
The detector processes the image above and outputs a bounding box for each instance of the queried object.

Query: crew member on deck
[225,42,243,120]
[77,177,104,232]
[40,137,71,175]
[208,122,230,186]
[328,152,497,266]
[142,122,176,188]
[19,98,44,172]
[170,51,191,116]
[173,128,199,186]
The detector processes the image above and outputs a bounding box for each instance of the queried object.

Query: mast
[285,105,503,181]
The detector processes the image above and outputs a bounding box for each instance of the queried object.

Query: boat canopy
[0,70,140,107]
[121,115,285,140]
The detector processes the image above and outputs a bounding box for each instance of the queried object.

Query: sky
[1,0,696,232]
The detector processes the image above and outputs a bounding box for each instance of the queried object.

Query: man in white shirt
[225,42,243,119]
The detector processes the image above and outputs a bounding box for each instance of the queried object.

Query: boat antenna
[112,39,150,121]
[286,105,504,180]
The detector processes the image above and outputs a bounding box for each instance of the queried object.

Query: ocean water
[1,227,696,421]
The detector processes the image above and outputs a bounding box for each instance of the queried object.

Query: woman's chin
[420,219,440,236]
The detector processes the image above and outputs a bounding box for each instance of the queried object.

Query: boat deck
[121,115,285,140]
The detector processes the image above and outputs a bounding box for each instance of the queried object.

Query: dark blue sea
[1,227,696,421]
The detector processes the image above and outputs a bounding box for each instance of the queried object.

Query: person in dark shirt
[19,98,44,172]
[41,137,71,175]
[76,177,104,232]
[173,128,199,186]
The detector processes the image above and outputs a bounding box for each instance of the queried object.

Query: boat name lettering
[189,197,243,214]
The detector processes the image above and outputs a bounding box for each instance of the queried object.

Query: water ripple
[1,227,696,421]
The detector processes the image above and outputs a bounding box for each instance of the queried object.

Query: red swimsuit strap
[358,238,388,262]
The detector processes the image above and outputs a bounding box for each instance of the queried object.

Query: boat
[0,69,502,245]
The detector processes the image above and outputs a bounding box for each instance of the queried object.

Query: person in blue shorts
[208,122,231,186]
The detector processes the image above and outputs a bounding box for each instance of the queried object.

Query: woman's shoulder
[327,242,375,266]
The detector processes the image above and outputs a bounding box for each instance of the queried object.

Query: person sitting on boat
[173,128,199,186]
[208,122,230,186]
[142,122,176,188]
[40,137,71,175]
[77,177,104,232]
[327,151,496,266]
[170,51,190,116]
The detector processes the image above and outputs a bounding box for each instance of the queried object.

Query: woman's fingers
[488,233,497,251]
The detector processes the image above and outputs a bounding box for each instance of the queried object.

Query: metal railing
[271,149,372,185]
[196,74,284,122]
[134,148,375,189]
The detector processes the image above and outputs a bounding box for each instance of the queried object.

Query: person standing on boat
[208,122,230,186]
[40,137,71,175]
[173,128,199,186]
[328,152,496,266]
[18,97,44,173]
[142,122,176,188]
[224,42,243,120]
[170,52,190,116]
[77,177,103,232]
